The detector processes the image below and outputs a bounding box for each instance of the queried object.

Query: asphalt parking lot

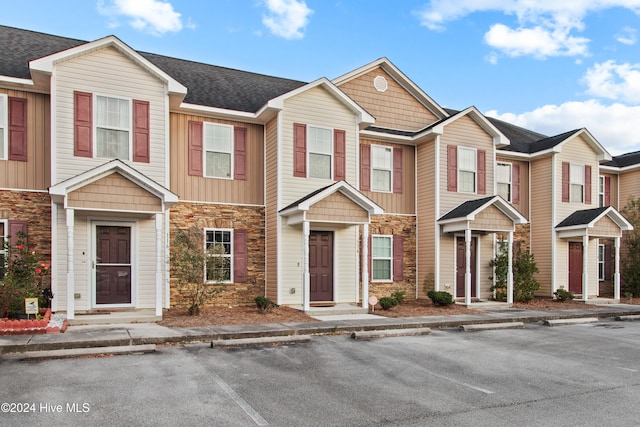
[2,319,640,426]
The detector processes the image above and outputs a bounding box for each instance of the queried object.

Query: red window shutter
[393,235,404,281]
[234,229,248,283]
[562,162,570,202]
[293,123,307,177]
[393,147,403,193]
[604,243,613,280]
[512,164,520,204]
[604,176,611,206]
[234,127,247,180]
[447,145,457,192]
[188,121,203,176]
[8,220,27,248]
[334,129,346,181]
[584,165,592,204]
[368,234,372,279]
[360,144,371,191]
[8,97,27,161]
[132,99,150,163]
[74,91,93,158]
[477,150,486,195]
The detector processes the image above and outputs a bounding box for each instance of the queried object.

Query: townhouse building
[0,25,635,323]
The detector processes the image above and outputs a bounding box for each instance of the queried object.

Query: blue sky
[2,0,640,155]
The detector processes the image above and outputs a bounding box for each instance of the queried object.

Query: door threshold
[310,301,337,307]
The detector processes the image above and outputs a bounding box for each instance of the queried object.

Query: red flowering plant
[0,232,50,318]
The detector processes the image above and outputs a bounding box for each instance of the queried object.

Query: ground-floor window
[372,235,392,281]
[598,243,605,281]
[205,229,232,283]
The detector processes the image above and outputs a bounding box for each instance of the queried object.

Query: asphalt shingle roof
[555,207,609,228]
[603,150,640,168]
[439,196,496,221]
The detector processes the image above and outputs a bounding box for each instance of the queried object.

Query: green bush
[254,296,277,313]
[553,288,574,302]
[379,296,399,310]
[427,290,454,306]
[390,290,406,304]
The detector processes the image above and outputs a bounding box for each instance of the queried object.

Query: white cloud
[485,51,499,64]
[582,60,640,103]
[415,1,640,58]
[486,100,640,154]
[616,26,637,45]
[262,0,313,40]
[97,0,183,35]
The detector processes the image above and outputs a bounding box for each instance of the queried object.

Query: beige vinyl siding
[360,139,415,214]
[555,136,599,221]
[306,192,369,223]
[591,215,622,237]
[68,172,162,212]
[496,157,529,218]
[334,226,359,302]
[0,89,50,190]
[54,46,166,185]
[472,205,515,231]
[439,234,455,294]
[265,117,278,300]
[416,141,436,294]
[135,216,159,308]
[479,235,494,300]
[618,169,640,209]
[439,116,495,216]
[170,113,264,205]
[530,157,553,294]
[278,224,303,305]
[337,67,439,131]
[281,86,357,207]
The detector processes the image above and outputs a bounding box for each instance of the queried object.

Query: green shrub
[427,290,454,306]
[254,296,277,313]
[553,288,574,302]
[379,296,399,310]
[390,290,406,304]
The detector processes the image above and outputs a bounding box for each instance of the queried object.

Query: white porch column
[614,236,621,300]
[66,209,75,320]
[507,231,514,305]
[362,223,369,309]
[582,235,589,301]
[302,221,310,312]
[155,214,163,317]
[465,228,472,306]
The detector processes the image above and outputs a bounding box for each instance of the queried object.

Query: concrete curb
[615,315,640,321]
[210,335,312,348]
[543,317,600,326]
[350,327,432,340]
[9,344,156,361]
[460,322,524,332]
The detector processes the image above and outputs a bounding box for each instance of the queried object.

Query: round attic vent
[373,75,388,92]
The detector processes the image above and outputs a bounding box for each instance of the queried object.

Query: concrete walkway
[3,303,640,356]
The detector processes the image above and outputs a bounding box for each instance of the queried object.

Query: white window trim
[458,146,477,194]
[496,162,512,202]
[570,163,585,204]
[599,175,605,207]
[598,243,605,281]
[0,94,7,161]
[203,122,234,180]
[93,93,133,161]
[371,144,393,193]
[371,234,393,282]
[204,228,234,284]
[307,124,333,180]
[0,218,7,256]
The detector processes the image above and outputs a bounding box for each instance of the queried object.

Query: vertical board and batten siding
[359,139,415,214]
[601,173,618,209]
[496,157,530,218]
[555,136,598,222]
[0,89,50,190]
[336,67,439,131]
[169,113,264,205]
[438,116,495,216]
[280,86,358,207]
[265,117,279,300]
[416,141,436,292]
[529,157,553,294]
[619,169,640,210]
[54,46,166,185]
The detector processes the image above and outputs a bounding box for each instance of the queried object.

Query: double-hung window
[205,229,232,283]
[570,164,584,203]
[372,235,392,281]
[0,95,6,160]
[308,126,333,179]
[496,162,512,202]
[599,176,605,207]
[458,147,477,193]
[96,95,130,159]
[204,123,233,178]
[372,146,392,192]
[598,243,605,281]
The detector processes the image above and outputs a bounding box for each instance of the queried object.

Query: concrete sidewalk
[3,303,640,356]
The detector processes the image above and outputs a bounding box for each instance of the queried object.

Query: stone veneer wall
[169,202,265,308]
[0,190,51,262]
[364,214,417,300]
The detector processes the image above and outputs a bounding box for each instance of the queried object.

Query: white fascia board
[0,76,35,87]
[434,107,510,147]
[495,150,531,159]
[554,129,612,162]
[178,102,264,123]
[599,165,620,173]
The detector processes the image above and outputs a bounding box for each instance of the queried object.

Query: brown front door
[309,231,333,302]
[568,242,583,294]
[456,236,477,298]
[96,226,132,305]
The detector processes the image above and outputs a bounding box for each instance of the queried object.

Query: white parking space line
[424,369,494,394]
[616,367,638,372]
[212,372,269,426]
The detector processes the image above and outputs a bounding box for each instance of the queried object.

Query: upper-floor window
[204,123,233,178]
[0,95,6,160]
[372,235,392,281]
[372,145,392,192]
[458,147,477,193]
[497,162,512,202]
[308,126,333,179]
[96,95,130,160]
[599,176,605,207]
[570,164,584,203]
[205,229,233,283]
